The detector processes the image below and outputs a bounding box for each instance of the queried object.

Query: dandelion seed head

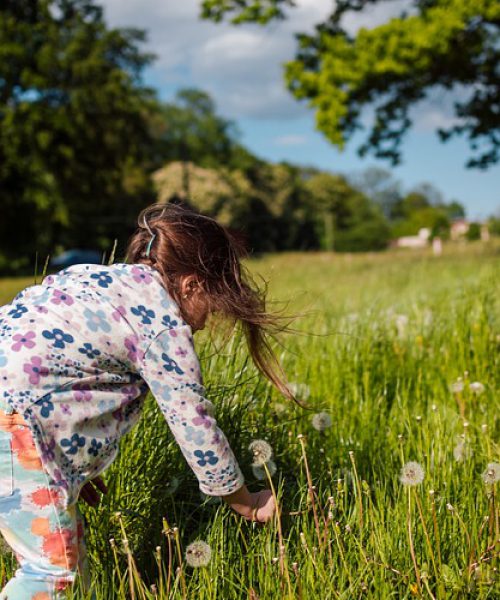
[273,402,287,416]
[165,477,180,495]
[399,461,425,486]
[249,439,273,466]
[481,462,500,485]
[311,411,332,432]
[469,381,485,395]
[453,439,466,462]
[252,459,277,480]
[450,379,464,394]
[185,540,212,567]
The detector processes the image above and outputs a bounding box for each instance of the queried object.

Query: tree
[349,167,402,218]
[0,0,156,273]
[201,0,500,169]
[153,89,242,197]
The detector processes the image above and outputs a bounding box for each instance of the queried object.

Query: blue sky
[101,0,499,220]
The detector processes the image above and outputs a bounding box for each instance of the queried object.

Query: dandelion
[252,460,277,480]
[395,314,409,337]
[185,540,212,567]
[311,411,332,432]
[450,379,464,394]
[399,462,425,486]
[453,439,467,462]
[165,477,180,495]
[288,382,311,400]
[469,381,485,395]
[273,402,287,416]
[249,439,273,466]
[481,462,500,485]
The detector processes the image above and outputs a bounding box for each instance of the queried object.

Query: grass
[0,241,499,599]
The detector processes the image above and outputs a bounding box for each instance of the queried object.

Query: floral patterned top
[0,263,245,506]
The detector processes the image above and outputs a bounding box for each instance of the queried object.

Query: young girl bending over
[0,203,296,599]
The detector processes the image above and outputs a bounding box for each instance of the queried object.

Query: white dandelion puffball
[399,462,425,486]
[395,314,409,336]
[288,382,311,400]
[165,477,180,495]
[469,381,485,395]
[249,439,273,466]
[450,379,464,394]
[185,540,212,567]
[311,412,332,432]
[273,402,287,416]
[453,439,467,463]
[252,460,277,480]
[481,462,500,485]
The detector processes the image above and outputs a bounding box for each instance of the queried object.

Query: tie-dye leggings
[0,408,91,599]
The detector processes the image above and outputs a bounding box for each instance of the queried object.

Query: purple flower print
[121,385,139,403]
[61,403,72,415]
[175,347,187,358]
[42,328,74,349]
[112,305,127,322]
[132,266,153,284]
[40,437,56,462]
[72,383,92,402]
[192,403,213,429]
[34,305,49,314]
[23,356,49,385]
[124,336,144,363]
[11,331,36,352]
[51,290,74,306]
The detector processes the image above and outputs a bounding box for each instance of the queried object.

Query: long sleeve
[138,325,245,496]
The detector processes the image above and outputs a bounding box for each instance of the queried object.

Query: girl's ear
[179,274,201,299]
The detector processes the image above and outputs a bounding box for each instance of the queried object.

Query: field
[0,243,499,599]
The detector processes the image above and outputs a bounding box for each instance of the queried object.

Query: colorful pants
[0,408,91,599]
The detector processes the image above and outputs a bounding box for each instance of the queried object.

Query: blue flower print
[88,438,103,457]
[90,272,113,288]
[161,315,178,329]
[0,349,7,367]
[194,450,219,467]
[8,304,28,319]
[38,396,54,418]
[150,381,172,402]
[84,308,111,333]
[131,305,155,325]
[61,433,86,455]
[161,353,184,375]
[42,328,74,349]
[78,343,101,359]
[184,426,206,446]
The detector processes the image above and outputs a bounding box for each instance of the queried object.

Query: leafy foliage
[0,0,157,271]
[200,0,295,24]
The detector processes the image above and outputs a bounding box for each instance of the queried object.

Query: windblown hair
[125,202,304,406]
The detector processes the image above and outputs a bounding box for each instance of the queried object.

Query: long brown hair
[125,202,305,406]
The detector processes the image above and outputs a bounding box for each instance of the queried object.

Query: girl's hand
[222,485,276,524]
[79,476,108,507]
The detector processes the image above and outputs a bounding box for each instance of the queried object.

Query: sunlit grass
[0,241,499,598]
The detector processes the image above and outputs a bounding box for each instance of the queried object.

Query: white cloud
[273,134,308,146]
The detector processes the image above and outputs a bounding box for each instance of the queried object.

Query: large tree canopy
[0,0,156,271]
[201,0,500,169]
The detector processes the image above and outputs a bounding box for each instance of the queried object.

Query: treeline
[0,1,493,275]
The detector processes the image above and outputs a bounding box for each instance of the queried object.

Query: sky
[100,0,499,220]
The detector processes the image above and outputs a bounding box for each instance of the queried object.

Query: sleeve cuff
[198,469,246,497]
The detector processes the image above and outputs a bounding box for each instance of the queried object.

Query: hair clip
[145,233,156,257]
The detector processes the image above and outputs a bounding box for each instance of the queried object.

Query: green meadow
[0,243,499,599]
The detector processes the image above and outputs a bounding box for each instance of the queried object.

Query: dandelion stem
[298,435,322,549]
[413,489,441,598]
[406,489,422,594]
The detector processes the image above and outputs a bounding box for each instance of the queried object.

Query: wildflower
[453,439,467,462]
[481,462,500,485]
[399,462,425,486]
[469,382,485,395]
[249,439,273,466]
[165,477,180,495]
[273,402,287,416]
[185,540,212,567]
[288,382,311,400]
[450,379,464,394]
[252,460,277,480]
[311,412,332,432]
[395,314,408,336]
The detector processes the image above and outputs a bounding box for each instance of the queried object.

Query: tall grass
[0,242,499,598]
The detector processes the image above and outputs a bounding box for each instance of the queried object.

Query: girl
[0,203,295,599]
